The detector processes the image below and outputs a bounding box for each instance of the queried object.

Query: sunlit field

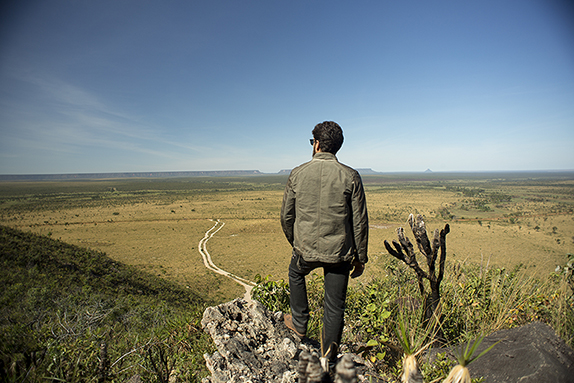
[1,172,573,302]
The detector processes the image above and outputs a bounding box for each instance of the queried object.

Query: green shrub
[251,274,290,313]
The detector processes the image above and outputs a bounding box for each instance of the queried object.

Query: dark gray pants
[288,251,351,359]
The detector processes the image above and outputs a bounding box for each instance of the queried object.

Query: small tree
[384,214,450,342]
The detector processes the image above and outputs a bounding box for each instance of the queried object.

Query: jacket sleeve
[351,173,369,263]
[280,175,296,246]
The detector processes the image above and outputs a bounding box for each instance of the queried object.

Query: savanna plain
[2,172,572,301]
[1,172,573,381]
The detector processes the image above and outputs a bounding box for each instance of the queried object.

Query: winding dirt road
[198,219,255,301]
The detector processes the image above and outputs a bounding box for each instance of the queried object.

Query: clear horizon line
[1,168,574,179]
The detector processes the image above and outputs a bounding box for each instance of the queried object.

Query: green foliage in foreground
[251,274,290,313]
[0,225,214,382]
[253,256,574,381]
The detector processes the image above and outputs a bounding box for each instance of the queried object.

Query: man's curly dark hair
[312,121,344,154]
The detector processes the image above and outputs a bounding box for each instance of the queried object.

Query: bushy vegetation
[253,255,574,381]
[0,225,214,382]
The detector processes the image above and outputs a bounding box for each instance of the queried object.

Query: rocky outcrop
[201,298,383,383]
[466,321,574,383]
[201,299,574,382]
[201,298,298,382]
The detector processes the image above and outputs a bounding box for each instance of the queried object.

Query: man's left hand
[350,260,365,279]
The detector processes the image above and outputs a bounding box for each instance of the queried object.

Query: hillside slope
[0,225,213,382]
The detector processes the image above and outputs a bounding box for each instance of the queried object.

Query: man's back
[281,151,368,264]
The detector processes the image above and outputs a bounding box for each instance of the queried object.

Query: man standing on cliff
[280,121,369,367]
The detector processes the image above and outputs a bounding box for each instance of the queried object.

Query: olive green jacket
[280,152,369,264]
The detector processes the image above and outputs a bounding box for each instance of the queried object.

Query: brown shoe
[284,314,305,338]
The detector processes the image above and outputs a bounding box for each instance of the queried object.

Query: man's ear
[314,140,321,152]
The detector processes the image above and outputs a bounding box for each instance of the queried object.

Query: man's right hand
[350,260,365,279]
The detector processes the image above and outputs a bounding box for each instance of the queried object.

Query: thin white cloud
[1,72,212,167]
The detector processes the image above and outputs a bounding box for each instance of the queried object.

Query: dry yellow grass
[1,176,573,302]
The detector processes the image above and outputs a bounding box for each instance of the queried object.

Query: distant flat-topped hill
[278,168,381,175]
[356,168,381,175]
[0,169,384,181]
[0,170,264,181]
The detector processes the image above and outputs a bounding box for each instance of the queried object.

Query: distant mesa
[356,168,380,175]
[277,168,380,176]
[0,168,388,181]
[0,170,264,181]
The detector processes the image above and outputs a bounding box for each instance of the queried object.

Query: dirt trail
[198,219,255,301]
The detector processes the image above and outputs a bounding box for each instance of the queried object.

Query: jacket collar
[312,152,337,161]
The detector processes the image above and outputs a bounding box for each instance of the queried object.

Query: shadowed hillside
[0,225,214,382]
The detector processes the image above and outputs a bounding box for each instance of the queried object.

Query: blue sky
[1,0,573,174]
